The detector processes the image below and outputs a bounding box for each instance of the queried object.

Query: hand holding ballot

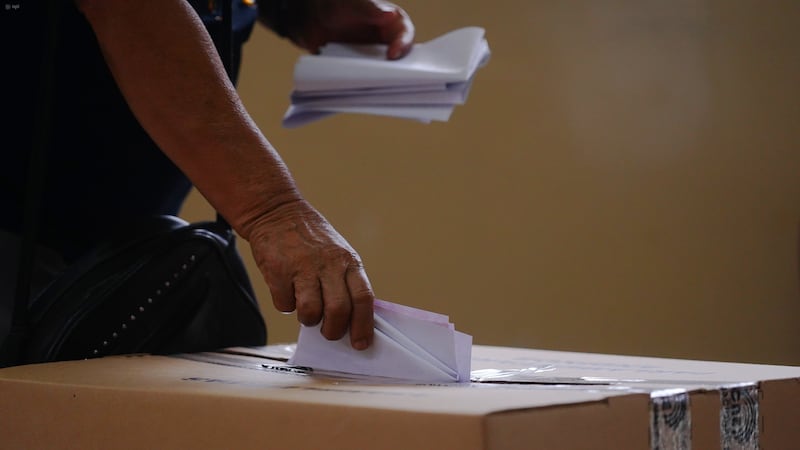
[290,299,472,383]
[302,1,414,60]
[282,27,491,127]
[265,0,415,60]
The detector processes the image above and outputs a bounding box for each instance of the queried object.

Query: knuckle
[295,294,322,326]
[323,300,350,319]
[322,246,361,266]
[349,284,374,302]
[296,300,322,320]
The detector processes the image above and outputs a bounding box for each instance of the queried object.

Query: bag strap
[0,2,237,366]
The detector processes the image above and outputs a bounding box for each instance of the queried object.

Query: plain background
[182,0,800,366]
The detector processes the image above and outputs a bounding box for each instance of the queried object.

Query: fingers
[384,12,413,60]
[269,275,297,314]
[346,265,375,350]
[317,258,374,350]
[265,249,374,350]
[271,265,373,350]
[369,2,414,59]
[307,0,415,60]
[318,266,352,340]
[294,276,323,326]
[248,201,375,350]
[270,265,368,350]
[363,2,414,59]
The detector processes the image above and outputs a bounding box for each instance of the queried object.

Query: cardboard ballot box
[0,345,798,450]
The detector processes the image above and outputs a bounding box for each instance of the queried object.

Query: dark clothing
[1,0,257,261]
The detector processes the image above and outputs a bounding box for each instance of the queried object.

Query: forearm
[76,0,300,239]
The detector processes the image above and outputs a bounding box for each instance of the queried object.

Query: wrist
[230,186,306,241]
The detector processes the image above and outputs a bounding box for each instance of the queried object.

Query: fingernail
[353,339,370,351]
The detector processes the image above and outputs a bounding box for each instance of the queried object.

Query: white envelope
[292,27,490,92]
[288,299,472,383]
[281,27,491,128]
[282,104,455,128]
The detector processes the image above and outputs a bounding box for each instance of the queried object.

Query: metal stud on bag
[90,254,197,358]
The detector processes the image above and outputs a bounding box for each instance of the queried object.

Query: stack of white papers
[289,299,472,383]
[282,27,491,128]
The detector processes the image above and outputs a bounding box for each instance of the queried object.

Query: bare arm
[77,0,296,228]
[75,0,375,349]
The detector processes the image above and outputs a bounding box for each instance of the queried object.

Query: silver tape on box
[720,383,759,450]
[650,389,691,450]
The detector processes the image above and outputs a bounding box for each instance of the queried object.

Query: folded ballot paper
[282,27,491,128]
[288,299,472,383]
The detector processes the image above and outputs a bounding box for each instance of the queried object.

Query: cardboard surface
[470,346,800,449]
[0,345,798,450]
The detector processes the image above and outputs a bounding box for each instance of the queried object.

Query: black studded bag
[19,216,267,364]
[0,0,266,367]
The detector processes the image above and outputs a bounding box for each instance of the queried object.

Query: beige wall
[182,0,800,365]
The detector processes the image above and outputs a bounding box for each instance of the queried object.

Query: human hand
[245,199,375,350]
[262,0,415,60]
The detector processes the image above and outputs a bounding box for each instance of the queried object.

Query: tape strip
[720,383,759,450]
[650,389,691,450]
